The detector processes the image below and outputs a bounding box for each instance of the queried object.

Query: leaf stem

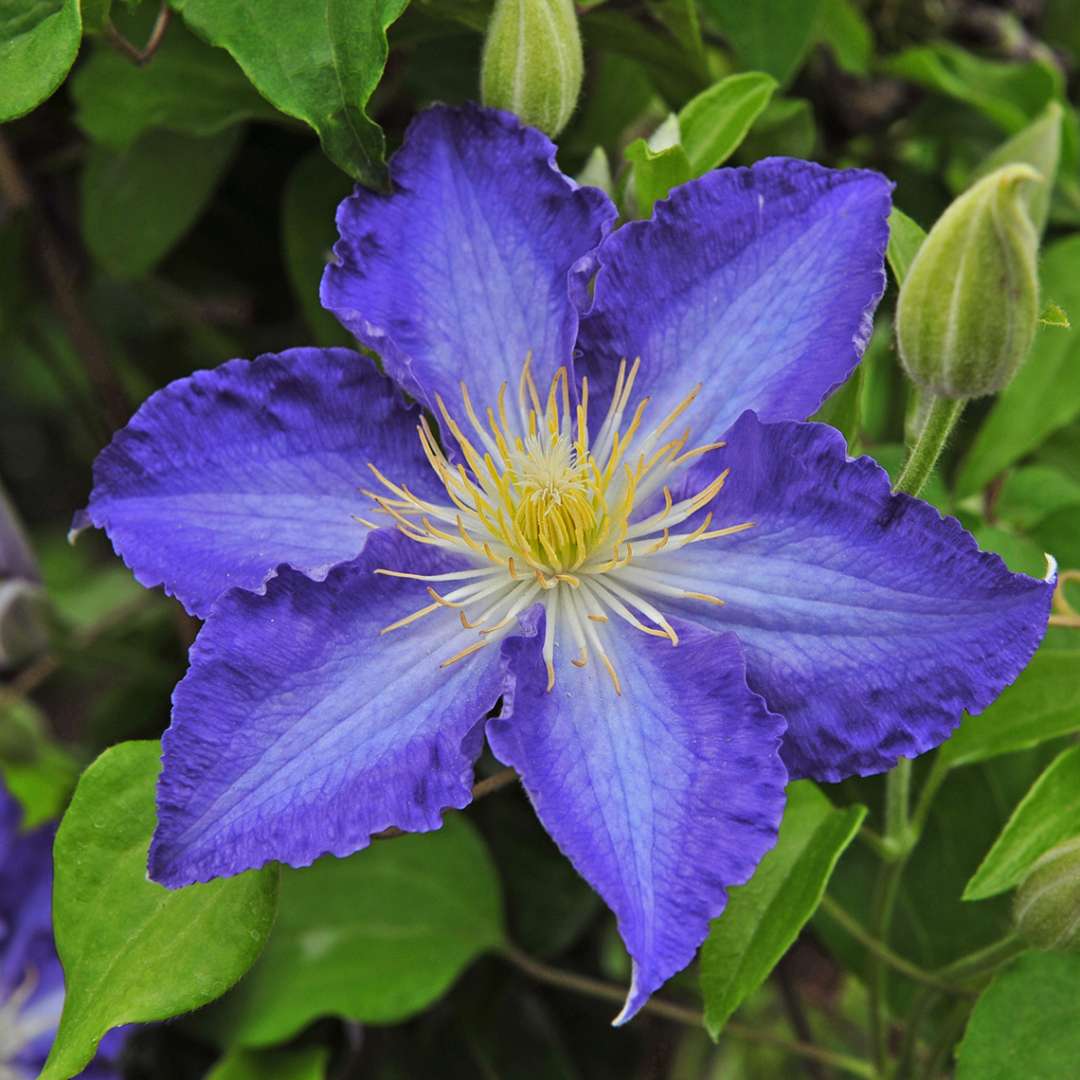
[499,944,876,1079]
[894,394,965,498]
[818,896,973,996]
[933,934,1026,983]
[104,3,172,66]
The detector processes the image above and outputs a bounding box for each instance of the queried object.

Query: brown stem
[500,945,876,1079]
[104,4,172,66]
[371,766,519,840]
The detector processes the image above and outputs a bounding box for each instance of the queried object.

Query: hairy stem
[894,395,965,499]
[500,944,876,1079]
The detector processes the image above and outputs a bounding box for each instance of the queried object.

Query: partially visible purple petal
[149,529,514,887]
[81,348,439,618]
[321,103,616,415]
[638,413,1054,781]
[492,617,786,1022]
[576,160,891,432]
[0,487,39,584]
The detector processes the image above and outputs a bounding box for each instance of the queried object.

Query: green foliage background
[2,2,1080,1078]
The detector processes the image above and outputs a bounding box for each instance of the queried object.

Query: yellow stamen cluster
[364,355,754,694]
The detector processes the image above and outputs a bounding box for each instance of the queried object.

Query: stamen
[440,639,490,668]
[367,354,748,695]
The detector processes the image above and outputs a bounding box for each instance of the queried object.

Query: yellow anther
[365,353,750,698]
[440,640,490,668]
[684,591,727,606]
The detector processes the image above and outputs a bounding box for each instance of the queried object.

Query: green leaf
[580,5,707,106]
[625,134,692,218]
[700,781,865,1035]
[821,750,1053,1004]
[1,0,62,38]
[201,814,505,1047]
[207,1047,330,1080]
[281,150,354,347]
[942,649,1080,768]
[0,0,81,122]
[956,953,1080,1080]
[0,697,79,828]
[957,235,1080,496]
[79,0,111,34]
[40,742,278,1080]
[971,523,1048,578]
[737,96,816,160]
[995,465,1080,529]
[171,0,408,187]
[886,207,927,287]
[964,744,1080,901]
[1031,502,1080,568]
[817,0,872,77]
[81,128,240,280]
[703,0,823,85]
[883,43,1061,133]
[810,366,863,449]
[971,102,1063,236]
[71,9,279,147]
[679,71,777,176]
[1040,301,1070,328]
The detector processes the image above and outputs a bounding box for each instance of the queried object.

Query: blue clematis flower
[75,105,1053,1021]
[0,783,127,1077]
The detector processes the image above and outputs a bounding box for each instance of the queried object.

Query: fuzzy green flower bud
[896,164,1041,399]
[480,0,584,137]
[1013,836,1080,953]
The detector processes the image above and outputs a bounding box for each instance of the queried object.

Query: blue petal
[321,103,616,414]
[149,530,514,886]
[635,413,1054,781]
[79,347,439,618]
[492,617,786,1022]
[576,159,891,431]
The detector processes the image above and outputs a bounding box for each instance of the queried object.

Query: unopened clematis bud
[896,164,1041,399]
[480,0,583,137]
[1013,836,1080,952]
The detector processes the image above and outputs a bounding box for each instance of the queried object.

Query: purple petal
[79,347,440,618]
[321,103,616,414]
[576,160,891,432]
[492,618,787,1022]
[639,413,1054,782]
[149,529,513,887]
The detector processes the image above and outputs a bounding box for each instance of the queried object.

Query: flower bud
[480,0,583,137]
[896,164,1041,399]
[1013,836,1080,953]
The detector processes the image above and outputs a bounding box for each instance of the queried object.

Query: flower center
[364,355,753,694]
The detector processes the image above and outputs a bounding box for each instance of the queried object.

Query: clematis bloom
[75,105,1053,1020]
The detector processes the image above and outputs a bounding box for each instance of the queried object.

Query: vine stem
[105,3,172,66]
[894,395,965,499]
[500,944,876,1079]
[371,767,518,840]
[818,896,972,996]
[867,391,968,1070]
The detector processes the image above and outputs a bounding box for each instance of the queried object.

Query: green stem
[934,934,1027,983]
[865,397,967,1070]
[819,897,972,995]
[500,944,876,1079]
[884,758,914,857]
[868,758,914,1071]
[923,998,972,1078]
[894,395,965,498]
